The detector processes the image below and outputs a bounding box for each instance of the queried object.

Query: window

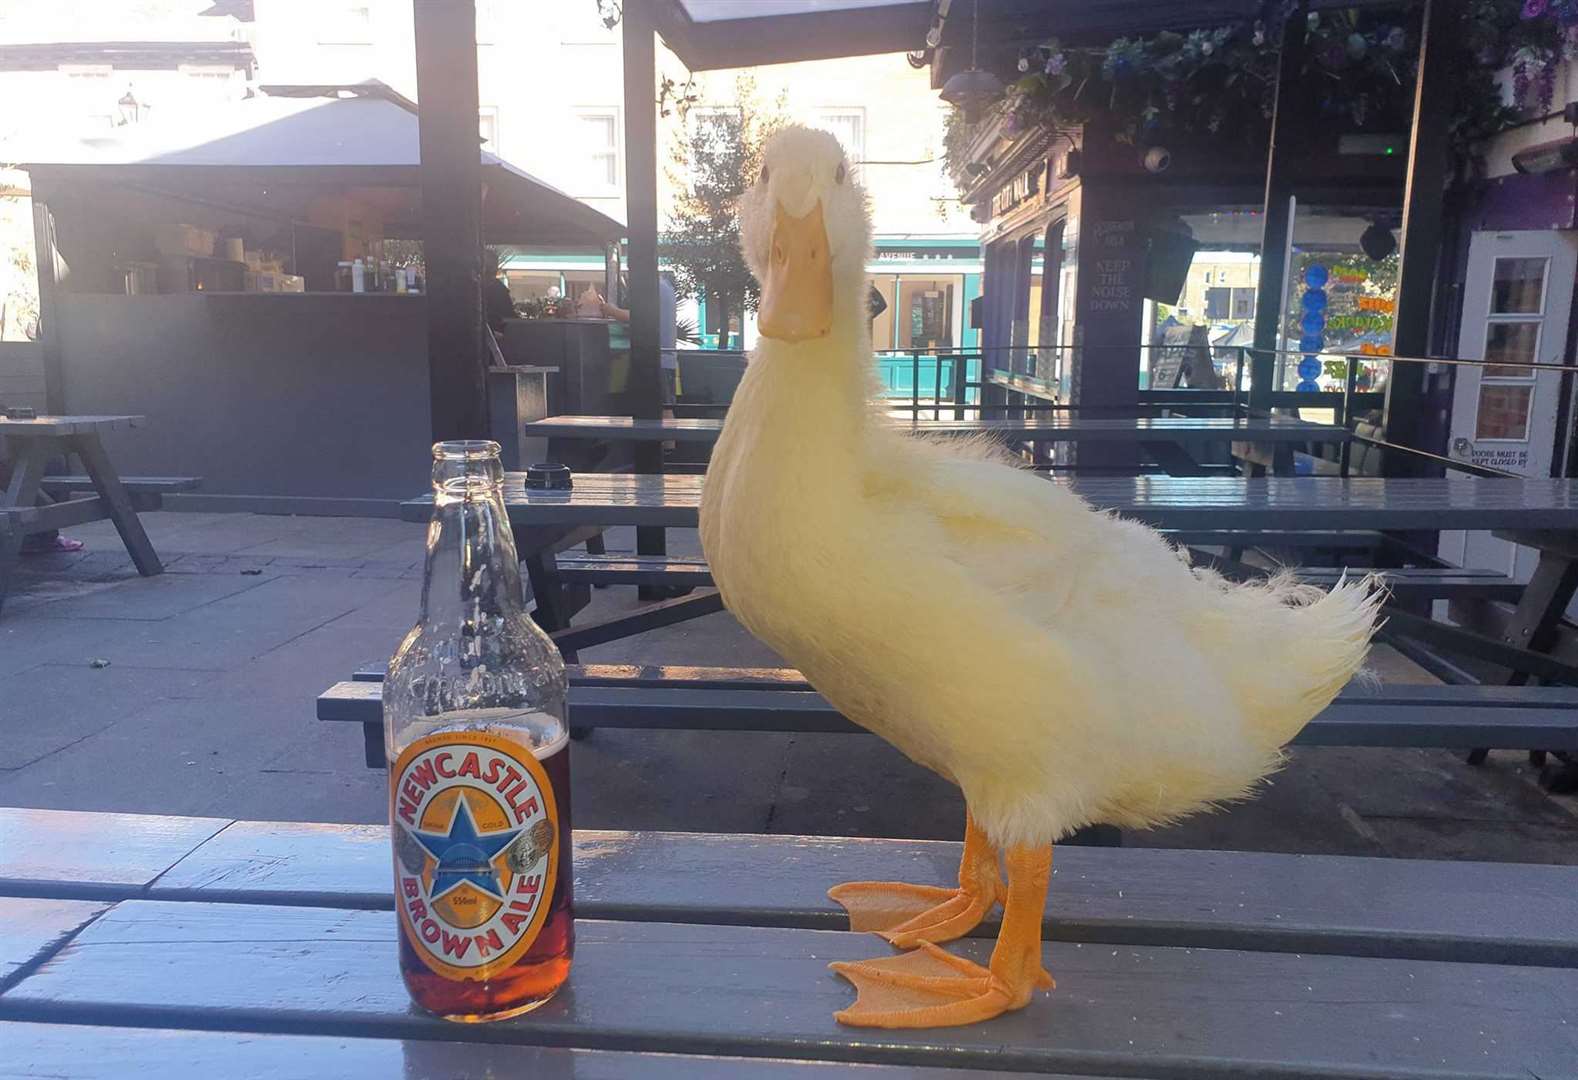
[1475,255,1548,441]
[478,107,499,153]
[688,105,740,148]
[1204,287,1231,320]
[817,109,865,173]
[319,3,373,45]
[1230,287,1256,319]
[573,109,620,193]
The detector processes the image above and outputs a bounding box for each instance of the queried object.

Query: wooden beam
[1249,3,1308,410]
[623,0,667,574]
[30,201,64,415]
[414,0,488,442]
[1383,0,1458,475]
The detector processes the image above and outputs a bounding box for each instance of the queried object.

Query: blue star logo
[407,795,521,901]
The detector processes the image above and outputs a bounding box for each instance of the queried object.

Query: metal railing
[678,341,1565,481]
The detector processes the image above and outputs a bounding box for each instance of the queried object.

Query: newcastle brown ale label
[391,730,562,982]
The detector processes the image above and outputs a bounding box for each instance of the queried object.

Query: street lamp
[117,88,141,126]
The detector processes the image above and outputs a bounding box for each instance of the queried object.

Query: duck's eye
[835,161,847,185]
[760,164,770,184]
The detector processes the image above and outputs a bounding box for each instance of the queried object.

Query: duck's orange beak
[758,200,832,342]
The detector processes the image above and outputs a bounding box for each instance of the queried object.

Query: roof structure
[11,84,625,247]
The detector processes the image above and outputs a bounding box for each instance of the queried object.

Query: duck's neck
[748,283,875,425]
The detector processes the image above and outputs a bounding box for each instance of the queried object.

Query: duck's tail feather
[1222,570,1389,749]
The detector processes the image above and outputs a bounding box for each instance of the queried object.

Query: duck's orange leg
[830,843,1054,1029]
[828,812,1003,948]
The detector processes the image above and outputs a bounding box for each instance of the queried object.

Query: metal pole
[1384,0,1458,476]
[414,0,488,442]
[1249,2,1308,412]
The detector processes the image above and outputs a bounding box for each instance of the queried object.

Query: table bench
[318,666,1578,770]
[0,415,198,612]
[2,806,1575,1076]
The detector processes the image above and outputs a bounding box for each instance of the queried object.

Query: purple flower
[1044,52,1066,75]
[1524,0,1550,18]
[1385,26,1406,51]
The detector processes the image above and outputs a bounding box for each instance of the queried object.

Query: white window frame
[1475,255,1550,443]
[478,106,500,154]
[815,107,866,173]
[571,108,621,196]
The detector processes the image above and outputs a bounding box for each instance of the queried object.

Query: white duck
[699,126,1382,1030]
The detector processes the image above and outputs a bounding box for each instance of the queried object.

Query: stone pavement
[2,511,1577,863]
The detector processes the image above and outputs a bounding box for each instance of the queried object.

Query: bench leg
[68,433,162,576]
[0,526,21,614]
[523,549,594,740]
[1466,548,1578,765]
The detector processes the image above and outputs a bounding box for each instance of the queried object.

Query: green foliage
[943,2,1538,185]
[660,75,788,347]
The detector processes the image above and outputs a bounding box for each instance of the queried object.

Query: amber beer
[385,441,573,1021]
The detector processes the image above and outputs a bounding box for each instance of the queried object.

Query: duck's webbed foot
[827,812,1001,948]
[831,845,1054,1029]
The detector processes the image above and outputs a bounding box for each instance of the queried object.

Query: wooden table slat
[0,897,107,987]
[525,414,1348,446]
[117,820,1578,967]
[0,808,230,899]
[4,899,1572,1078]
[0,415,143,437]
[400,473,1578,532]
[0,1021,1068,1079]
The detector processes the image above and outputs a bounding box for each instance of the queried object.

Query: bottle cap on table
[525,463,573,490]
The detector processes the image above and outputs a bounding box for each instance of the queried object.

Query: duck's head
[741,125,871,344]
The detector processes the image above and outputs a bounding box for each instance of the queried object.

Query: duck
[698,125,1384,1030]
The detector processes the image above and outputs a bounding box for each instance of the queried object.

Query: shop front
[18,84,624,513]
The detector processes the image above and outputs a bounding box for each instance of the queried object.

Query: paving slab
[0,663,218,770]
[20,571,276,622]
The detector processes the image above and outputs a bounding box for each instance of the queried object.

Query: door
[1442,230,1578,578]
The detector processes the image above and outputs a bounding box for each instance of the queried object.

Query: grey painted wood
[543,555,1525,602]
[403,474,1578,533]
[143,821,1578,967]
[0,1021,1068,1079]
[0,807,229,900]
[0,415,142,437]
[319,680,1578,752]
[40,475,202,493]
[526,414,1347,446]
[6,899,1574,1077]
[70,432,162,575]
[0,898,106,987]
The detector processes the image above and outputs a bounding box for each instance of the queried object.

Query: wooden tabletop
[402,473,1578,533]
[0,414,143,436]
[2,806,1576,1077]
[525,414,1348,445]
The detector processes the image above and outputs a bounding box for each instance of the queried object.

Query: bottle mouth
[433,440,501,461]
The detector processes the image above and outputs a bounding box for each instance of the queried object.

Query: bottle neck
[421,468,526,664]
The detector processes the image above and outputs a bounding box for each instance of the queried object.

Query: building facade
[249,0,980,357]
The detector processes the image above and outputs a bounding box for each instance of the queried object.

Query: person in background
[484,248,515,337]
[0,457,83,554]
[581,272,679,405]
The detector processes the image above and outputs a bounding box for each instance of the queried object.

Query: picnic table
[4,805,1576,1076]
[526,414,1350,477]
[0,415,198,612]
[401,473,1578,690]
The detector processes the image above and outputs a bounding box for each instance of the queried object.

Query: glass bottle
[384,440,573,1023]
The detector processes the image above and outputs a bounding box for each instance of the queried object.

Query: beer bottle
[385,440,572,1022]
